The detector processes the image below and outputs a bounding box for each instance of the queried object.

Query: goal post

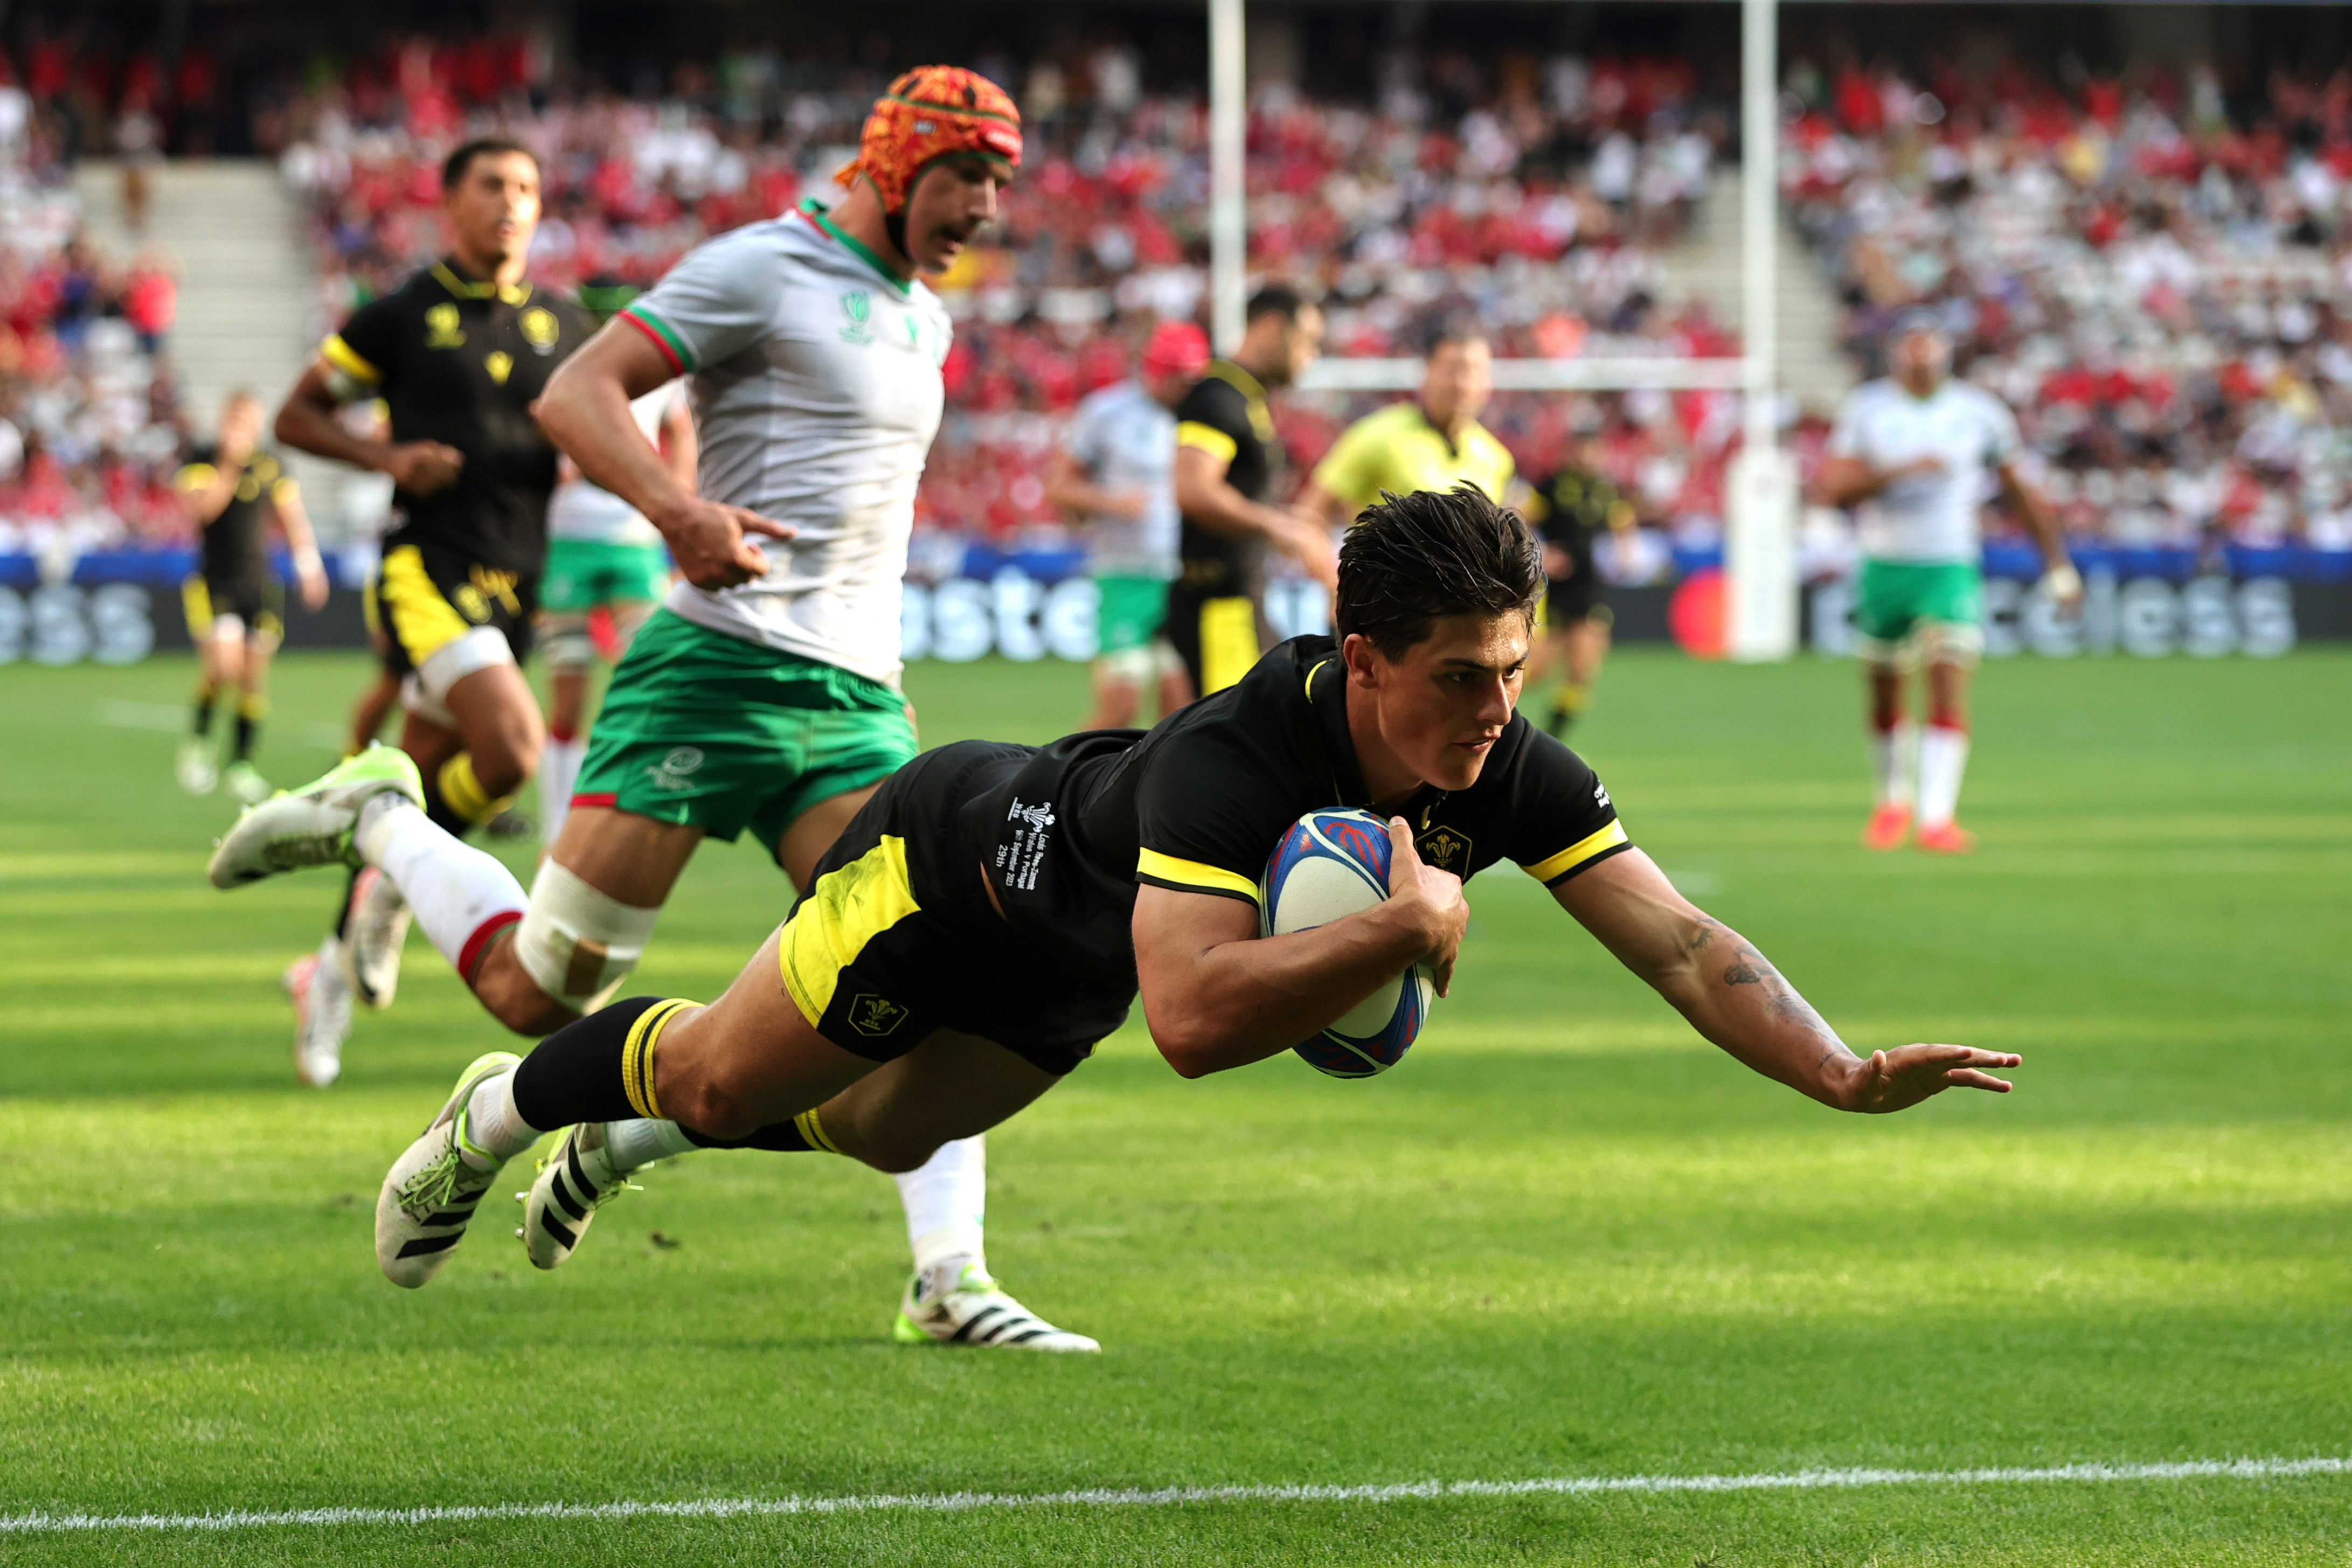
[1206,0,1799,658]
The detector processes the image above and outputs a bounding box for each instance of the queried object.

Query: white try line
[4,1454,2346,1535]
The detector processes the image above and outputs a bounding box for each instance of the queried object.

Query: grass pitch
[2,646,2347,1565]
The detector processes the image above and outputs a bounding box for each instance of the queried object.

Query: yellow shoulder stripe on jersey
[1176,421,1238,464]
[1520,820,1629,884]
[1136,849,1260,904]
[320,334,383,385]
[1302,658,1329,698]
[174,462,218,492]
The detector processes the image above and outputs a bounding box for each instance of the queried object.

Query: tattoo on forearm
[1719,940,1840,1045]
[1685,917,1728,956]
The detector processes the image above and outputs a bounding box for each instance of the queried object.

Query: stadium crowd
[8,24,2352,580]
[264,34,1729,553]
[1784,51,2352,557]
[0,177,188,563]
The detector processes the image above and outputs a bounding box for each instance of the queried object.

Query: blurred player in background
[1046,318,1208,729]
[263,135,596,1083]
[1522,436,1637,737]
[174,389,328,803]
[339,400,406,758]
[1295,324,1514,526]
[1821,311,2077,854]
[534,275,692,848]
[1169,285,1333,697]
[214,70,1094,1352]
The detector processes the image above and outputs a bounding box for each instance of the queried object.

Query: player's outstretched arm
[1553,849,2018,1112]
[535,325,789,590]
[1135,821,1465,1079]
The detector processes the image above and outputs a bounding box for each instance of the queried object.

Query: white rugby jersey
[1066,378,1180,579]
[621,202,952,684]
[545,381,685,547]
[1827,377,2022,564]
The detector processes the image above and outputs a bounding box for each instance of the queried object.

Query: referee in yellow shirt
[1296,325,1517,526]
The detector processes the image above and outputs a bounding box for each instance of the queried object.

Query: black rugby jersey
[1524,466,1632,582]
[1172,359,1282,596]
[322,259,596,573]
[176,443,295,585]
[955,635,1631,989]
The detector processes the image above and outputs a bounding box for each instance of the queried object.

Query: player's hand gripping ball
[1260,808,1437,1078]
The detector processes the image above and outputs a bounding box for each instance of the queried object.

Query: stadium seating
[0,168,190,562]
[263,41,1727,560]
[12,30,2352,590]
[1781,51,2352,559]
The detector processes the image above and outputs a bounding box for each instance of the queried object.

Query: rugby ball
[1260,808,1435,1078]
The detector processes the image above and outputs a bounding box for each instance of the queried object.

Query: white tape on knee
[515,861,662,1013]
[1917,619,1985,669]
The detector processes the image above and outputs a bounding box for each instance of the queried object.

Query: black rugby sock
[191,685,217,735]
[511,995,695,1131]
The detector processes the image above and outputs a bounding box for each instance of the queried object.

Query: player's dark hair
[1246,283,1307,324]
[442,136,540,191]
[1424,316,1488,357]
[1336,484,1543,657]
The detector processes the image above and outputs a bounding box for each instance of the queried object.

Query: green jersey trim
[797,200,912,295]
[619,305,697,374]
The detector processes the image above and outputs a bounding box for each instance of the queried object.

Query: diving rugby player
[349,487,2022,1318]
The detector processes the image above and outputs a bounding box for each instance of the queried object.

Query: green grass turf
[1,646,2347,1565]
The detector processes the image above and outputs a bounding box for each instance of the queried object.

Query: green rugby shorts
[540,537,673,613]
[570,610,917,853]
[1852,559,1985,663]
[1094,573,1171,656]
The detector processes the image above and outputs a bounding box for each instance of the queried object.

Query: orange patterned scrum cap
[835,66,1023,213]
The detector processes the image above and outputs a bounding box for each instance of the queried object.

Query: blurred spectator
[1782,48,2352,557]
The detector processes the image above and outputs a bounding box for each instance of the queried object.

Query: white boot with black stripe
[374,1051,524,1288]
[894,1260,1100,1352]
[519,1120,641,1271]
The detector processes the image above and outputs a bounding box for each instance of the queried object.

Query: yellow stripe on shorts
[181,577,213,639]
[378,544,473,667]
[777,835,921,1029]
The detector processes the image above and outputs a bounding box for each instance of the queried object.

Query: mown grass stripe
[6,1455,2346,1535]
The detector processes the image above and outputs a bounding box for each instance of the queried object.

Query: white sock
[1917,724,1970,828]
[539,736,585,848]
[460,1068,543,1165]
[1870,719,1919,808]
[355,797,528,973]
[896,1136,988,1276]
[603,1118,699,1173]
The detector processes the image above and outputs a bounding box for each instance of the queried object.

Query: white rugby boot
[893,1261,1100,1352]
[518,1121,642,1271]
[375,1051,524,1288]
[285,934,354,1088]
[175,735,218,796]
[221,760,272,807]
[207,743,422,889]
[343,865,412,1010]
